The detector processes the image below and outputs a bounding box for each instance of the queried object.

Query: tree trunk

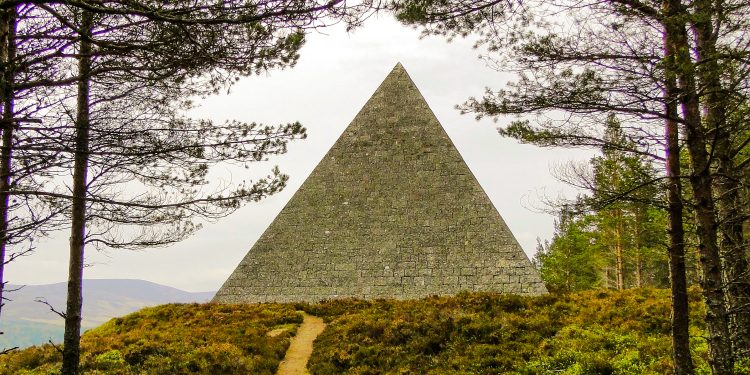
[663,0,733,372]
[62,10,93,375]
[663,26,695,374]
[634,209,643,288]
[603,266,610,289]
[0,3,16,326]
[713,106,750,362]
[615,217,624,290]
[691,0,750,358]
[682,90,734,375]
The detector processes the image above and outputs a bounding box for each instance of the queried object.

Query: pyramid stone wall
[213,63,546,303]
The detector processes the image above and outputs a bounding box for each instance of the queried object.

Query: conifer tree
[388,0,750,370]
[1,0,372,370]
[0,4,73,350]
[534,208,602,292]
[534,117,670,292]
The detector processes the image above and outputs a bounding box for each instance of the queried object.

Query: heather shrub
[1,289,712,374]
[307,288,708,374]
[0,303,301,374]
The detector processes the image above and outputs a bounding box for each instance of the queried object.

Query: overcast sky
[8,16,591,292]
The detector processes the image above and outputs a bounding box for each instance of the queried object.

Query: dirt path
[276,313,326,375]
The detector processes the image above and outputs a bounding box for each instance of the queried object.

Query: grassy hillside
[1,289,723,374]
[0,303,301,374]
[301,289,711,375]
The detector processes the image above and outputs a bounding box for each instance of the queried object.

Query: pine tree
[389,0,750,369]
[1,0,371,371]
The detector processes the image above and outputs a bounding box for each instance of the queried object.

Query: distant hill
[0,279,215,349]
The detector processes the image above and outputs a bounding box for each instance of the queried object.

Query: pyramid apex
[369,61,421,105]
[388,62,407,75]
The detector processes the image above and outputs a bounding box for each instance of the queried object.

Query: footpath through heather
[276,312,326,375]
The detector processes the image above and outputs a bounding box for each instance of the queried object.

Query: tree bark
[665,26,738,375]
[615,215,624,290]
[713,100,750,362]
[663,23,695,374]
[0,2,16,325]
[62,10,93,375]
[690,0,750,358]
[634,207,643,288]
[664,5,734,372]
[681,88,734,375]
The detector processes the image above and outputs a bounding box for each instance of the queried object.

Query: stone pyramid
[213,63,546,303]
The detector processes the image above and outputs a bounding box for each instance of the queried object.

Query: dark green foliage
[533,118,672,292]
[534,214,601,292]
[0,303,302,374]
[306,289,709,374]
